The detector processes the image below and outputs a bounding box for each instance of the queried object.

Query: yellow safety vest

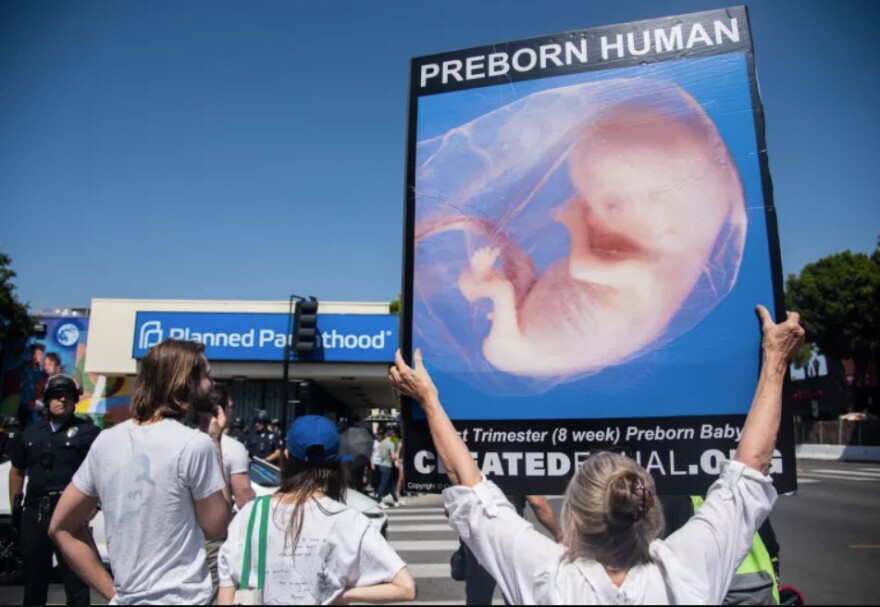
[691,496,780,605]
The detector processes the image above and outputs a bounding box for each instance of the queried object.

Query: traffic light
[293,298,319,353]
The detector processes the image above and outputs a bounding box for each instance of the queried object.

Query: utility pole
[281,295,318,434]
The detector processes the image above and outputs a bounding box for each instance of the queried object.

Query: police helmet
[232,417,244,429]
[253,409,271,424]
[44,375,82,400]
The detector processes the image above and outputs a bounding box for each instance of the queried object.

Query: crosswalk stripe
[386,510,446,515]
[393,601,503,605]
[391,540,460,551]
[858,468,880,473]
[408,563,453,578]
[799,472,872,482]
[797,479,820,484]
[812,469,880,478]
[386,515,448,522]
[389,524,453,533]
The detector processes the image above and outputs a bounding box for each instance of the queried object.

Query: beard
[190,388,214,414]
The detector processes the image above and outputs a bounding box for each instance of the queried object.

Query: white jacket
[443,461,776,605]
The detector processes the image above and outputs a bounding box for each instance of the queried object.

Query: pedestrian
[245,410,283,464]
[49,339,231,605]
[390,306,805,605]
[375,428,402,508]
[394,435,405,497]
[8,375,99,605]
[216,415,416,604]
[369,428,384,497]
[202,384,256,602]
[461,495,562,605]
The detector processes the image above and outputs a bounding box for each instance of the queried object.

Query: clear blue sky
[1,0,878,310]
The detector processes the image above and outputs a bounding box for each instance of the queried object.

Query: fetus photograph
[410,56,772,413]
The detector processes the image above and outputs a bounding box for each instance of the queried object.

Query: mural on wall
[1,312,131,424]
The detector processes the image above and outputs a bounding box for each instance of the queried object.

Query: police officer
[8,375,99,605]
[245,410,282,463]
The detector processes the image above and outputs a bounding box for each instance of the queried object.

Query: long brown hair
[561,452,664,571]
[275,456,348,554]
[131,339,207,422]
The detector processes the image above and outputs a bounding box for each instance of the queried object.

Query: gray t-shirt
[221,433,250,480]
[73,419,225,605]
[377,438,395,467]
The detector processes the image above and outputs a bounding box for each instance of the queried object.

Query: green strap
[239,497,260,590]
[257,495,270,590]
[239,496,271,591]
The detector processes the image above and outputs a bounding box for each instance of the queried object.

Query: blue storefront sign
[133,312,398,363]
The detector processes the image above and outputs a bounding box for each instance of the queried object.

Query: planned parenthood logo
[138,320,164,350]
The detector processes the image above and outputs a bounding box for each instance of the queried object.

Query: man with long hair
[49,339,231,605]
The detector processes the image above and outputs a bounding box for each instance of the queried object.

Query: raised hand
[204,405,227,442]
[389,349,439,404]
[755,305,806,371]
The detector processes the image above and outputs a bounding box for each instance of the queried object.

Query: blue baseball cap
[287,415,352,464]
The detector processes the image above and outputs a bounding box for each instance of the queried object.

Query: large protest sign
[401,6,793,495]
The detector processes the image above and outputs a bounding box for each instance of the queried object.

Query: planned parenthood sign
[133,312,397,363]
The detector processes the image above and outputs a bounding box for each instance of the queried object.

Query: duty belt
[23,491,64,523]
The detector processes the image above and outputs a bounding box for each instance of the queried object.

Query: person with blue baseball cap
[216,415,416,605]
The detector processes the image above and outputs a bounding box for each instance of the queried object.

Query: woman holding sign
[390,305,804,605]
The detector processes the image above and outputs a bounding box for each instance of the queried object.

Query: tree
[389,296,401,315]
[790,342,814,371]
[0,253,34,344]
[785,243,880,408]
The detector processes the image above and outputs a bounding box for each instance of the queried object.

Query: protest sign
[402,6,793,494]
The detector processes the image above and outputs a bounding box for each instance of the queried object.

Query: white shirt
[371,439,381,465]
[221,433,250,480]
[444,461,776,605]
[218,495,405,605]
[73,419,225,605]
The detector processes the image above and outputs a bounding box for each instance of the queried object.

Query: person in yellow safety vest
[691,495,779,605]
[660,495,780,605]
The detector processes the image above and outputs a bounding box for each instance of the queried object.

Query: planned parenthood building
[76,298,398,424]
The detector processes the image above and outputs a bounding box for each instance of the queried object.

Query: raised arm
[662,305,804,603]
[390,350,562,605]
[389,349,481,488]
[735,306,805,473]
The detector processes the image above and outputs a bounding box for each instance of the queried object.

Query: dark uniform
[244,427,282,461]
[12,414,99,605]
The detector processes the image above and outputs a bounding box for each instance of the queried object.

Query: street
[0,460,877,605]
